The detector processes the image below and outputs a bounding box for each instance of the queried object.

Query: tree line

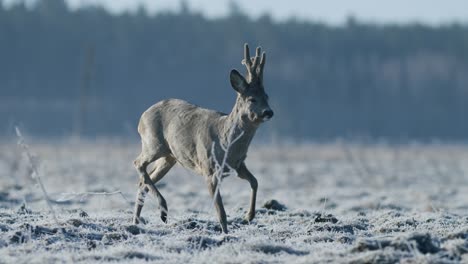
[1,0,468,141]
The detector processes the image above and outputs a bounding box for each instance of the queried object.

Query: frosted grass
[0,140,467,263]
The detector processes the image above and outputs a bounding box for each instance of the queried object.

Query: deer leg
[133,184,149,224]
[133,153,156,224]
[149,156,175,222]
[236,163,258,222]
[133,154,173,224]
[133,156,175,224]
[207,177,228,234]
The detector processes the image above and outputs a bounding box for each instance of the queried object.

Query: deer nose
[262,110,274,119]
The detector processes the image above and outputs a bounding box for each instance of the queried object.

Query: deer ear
[230,69,248,94]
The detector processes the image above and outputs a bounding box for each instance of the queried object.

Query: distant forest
[1,0,468,141]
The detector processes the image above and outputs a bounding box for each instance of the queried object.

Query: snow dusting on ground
[0,140,467,263]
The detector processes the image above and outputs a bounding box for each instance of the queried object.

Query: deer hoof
[133,217,147,225]
[245,212,255,222]
[161,212,167,223]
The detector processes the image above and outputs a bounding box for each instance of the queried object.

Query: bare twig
[15,127,60,225]
[198,121,244,247]
[319,197,328,217]
[211,125,245,203]
[55,190,130,204]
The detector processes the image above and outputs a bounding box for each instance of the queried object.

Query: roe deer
[133,44,273,233]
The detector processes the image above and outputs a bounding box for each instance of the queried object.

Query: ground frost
[0,141,467,263]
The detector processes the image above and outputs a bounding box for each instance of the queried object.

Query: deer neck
[221,99,258,152]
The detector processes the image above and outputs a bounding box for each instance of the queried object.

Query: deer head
[230,43,273,124]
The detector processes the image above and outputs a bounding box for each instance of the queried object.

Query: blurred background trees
[1,0,468,141]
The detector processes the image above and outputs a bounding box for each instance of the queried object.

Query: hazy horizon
[3,0,468,25]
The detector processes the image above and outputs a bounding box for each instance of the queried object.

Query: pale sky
[6,0,468,25]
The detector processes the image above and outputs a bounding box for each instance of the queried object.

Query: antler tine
[258,52,266,79]
[242,43,266,81]
[243,43,252,67]
[260,52,266,67]
[252,47,262,69]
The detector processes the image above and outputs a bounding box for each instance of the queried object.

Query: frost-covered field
[0,140,467,263]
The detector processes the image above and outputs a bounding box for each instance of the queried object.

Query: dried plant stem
[56,190,130,204]
[211,125,245,204]
[15,127,60,225]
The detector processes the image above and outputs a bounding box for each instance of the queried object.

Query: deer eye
[249,98,257,103]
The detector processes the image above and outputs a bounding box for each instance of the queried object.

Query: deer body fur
[133,44,273,233]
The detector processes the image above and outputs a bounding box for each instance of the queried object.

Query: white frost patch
[0,141,467,263]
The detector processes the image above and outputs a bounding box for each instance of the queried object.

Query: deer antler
[242,43,266,82]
